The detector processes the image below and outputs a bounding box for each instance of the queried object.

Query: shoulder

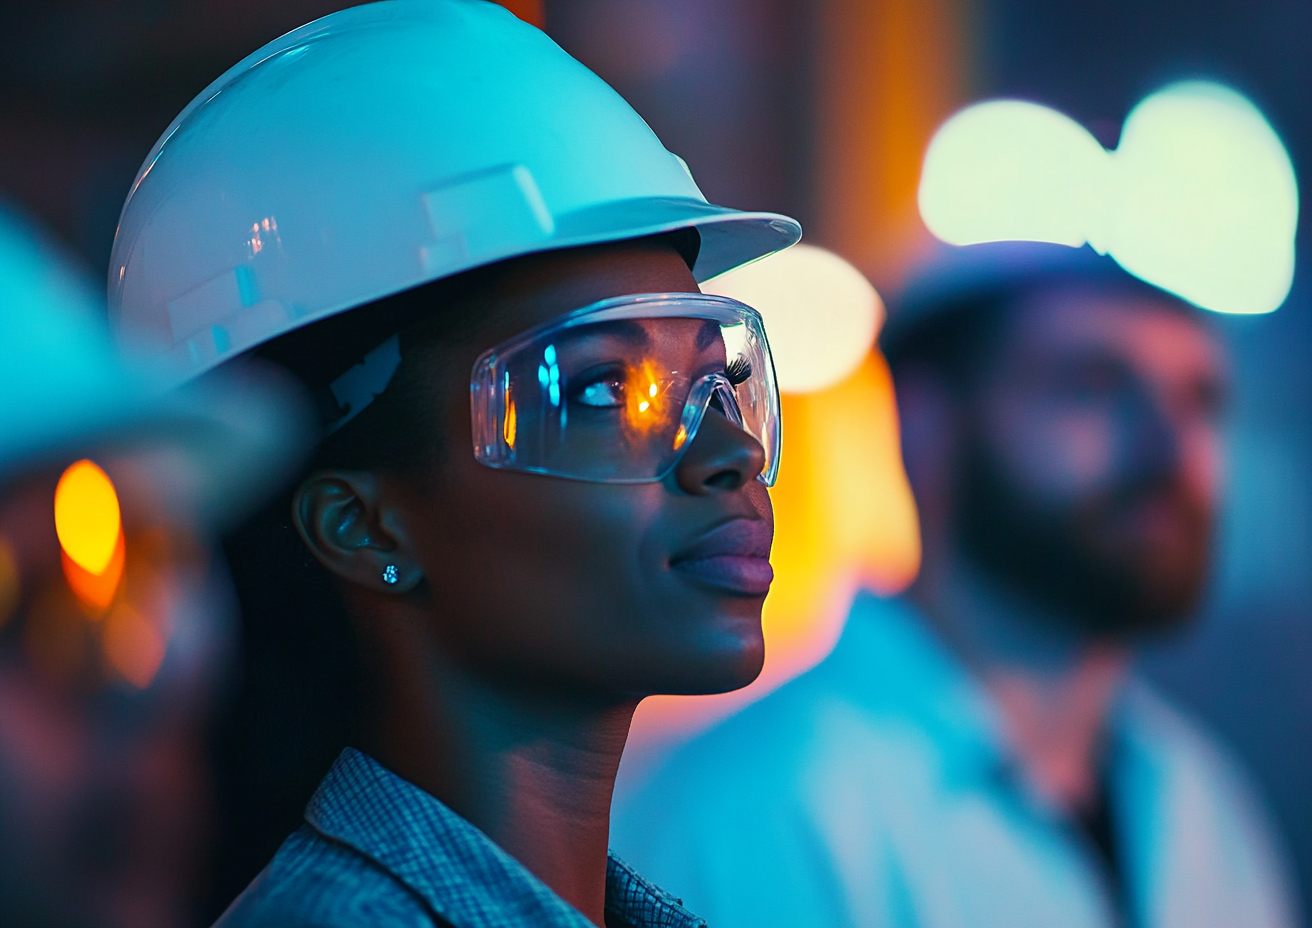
[623,672,850,807]
[613,645,944,854]
[214,826,438,928]
[1116,682,1299,926]
[625,604,950,810]
[610,666,926,927]
[1118,680,1267,805]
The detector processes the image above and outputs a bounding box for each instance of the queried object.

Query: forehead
[464,241,700,348]
[997,284,1226,382]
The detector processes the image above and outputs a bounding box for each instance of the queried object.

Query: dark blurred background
[4,0,1310,920]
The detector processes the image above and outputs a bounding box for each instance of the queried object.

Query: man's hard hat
[0,203,309,524]
[882,241,1189,351]
[109,0,803,381]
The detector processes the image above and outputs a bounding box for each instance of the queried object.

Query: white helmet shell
[110,0,802,380]
[0,202,311,525]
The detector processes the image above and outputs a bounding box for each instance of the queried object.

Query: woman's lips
[670,519,774,596]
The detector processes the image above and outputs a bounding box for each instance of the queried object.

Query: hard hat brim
[110,0,804,383]
[882,241,1174,348]
[550,195,802,283]
[134,197,802,388]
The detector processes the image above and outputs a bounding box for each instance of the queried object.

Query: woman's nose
[674,409,766,494]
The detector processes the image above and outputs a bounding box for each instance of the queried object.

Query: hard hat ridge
[110,0,802,383]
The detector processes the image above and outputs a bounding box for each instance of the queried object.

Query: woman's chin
[645,630,766,696]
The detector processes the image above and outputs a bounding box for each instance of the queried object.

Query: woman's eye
[576,378,625,408]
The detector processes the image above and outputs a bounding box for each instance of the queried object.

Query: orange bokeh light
[55,460,122,575]
[103,601,167,689]
[0,538,18,628]
[62,535,125,614]
[495,0,545,28]
[54,460,125,612]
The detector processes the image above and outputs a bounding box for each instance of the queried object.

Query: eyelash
[726,357,752,386]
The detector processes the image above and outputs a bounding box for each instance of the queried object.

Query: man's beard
[955,437,1213,639]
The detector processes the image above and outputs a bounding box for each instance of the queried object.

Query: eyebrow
[575,319,651,346]
[696,320,721,350]
[566,318,722,351]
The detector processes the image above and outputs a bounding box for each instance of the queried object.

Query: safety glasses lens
[471,295,779,485]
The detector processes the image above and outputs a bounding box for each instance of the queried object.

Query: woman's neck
[363,615,634,927]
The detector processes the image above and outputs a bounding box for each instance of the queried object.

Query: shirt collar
[305,748,705,928]
[828,593,1152,817]
[820,592,1011,781]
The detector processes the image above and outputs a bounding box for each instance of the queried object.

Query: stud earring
[382,564,399,585]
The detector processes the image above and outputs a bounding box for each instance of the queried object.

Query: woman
[110,3,801,926]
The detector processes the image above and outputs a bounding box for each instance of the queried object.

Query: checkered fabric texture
[214,747,708,928]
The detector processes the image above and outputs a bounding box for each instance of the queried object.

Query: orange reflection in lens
[103,601,166,689]
[625,363,667,435]
[504,387,518,451]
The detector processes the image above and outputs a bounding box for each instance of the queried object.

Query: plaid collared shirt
[215,748,707,928]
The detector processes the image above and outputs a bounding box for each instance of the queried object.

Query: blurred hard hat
[0,202,309,524]
[882,240,1182,349]
[109,0,802,381]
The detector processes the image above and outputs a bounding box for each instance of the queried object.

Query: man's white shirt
[612,593,1299,928]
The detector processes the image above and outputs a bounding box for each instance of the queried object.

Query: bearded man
[611,243,1299,928]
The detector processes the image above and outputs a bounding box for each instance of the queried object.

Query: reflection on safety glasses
[472,294,781,485]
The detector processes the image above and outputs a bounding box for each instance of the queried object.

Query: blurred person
[107,3,802,927]
[613,242,1298,928]
[0,203,307,927]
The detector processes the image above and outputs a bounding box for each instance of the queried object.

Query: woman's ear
[292,471,423,593]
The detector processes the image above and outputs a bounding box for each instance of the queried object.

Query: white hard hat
[0,202,309,524]
[109,0,802,381]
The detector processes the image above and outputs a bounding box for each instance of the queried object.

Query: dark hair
[204,270,497,917]
[204,229,700,919]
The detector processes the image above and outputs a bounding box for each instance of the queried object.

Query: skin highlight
[897,285,1227,813]
[292,240,773,924]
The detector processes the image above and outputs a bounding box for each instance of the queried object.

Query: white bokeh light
[917,81,1298,315]
[1107,82,1298,316]
[703,244,882,394]
[919,100,1107,249]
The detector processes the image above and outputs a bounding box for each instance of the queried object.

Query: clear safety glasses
[471,293,781,485]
